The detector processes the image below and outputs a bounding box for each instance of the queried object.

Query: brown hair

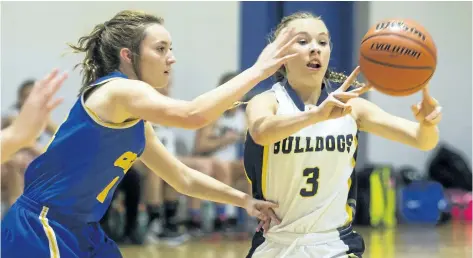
[68,10,164,94]
[270,11,363,89]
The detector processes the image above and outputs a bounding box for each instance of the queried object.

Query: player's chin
[151,79,169,89]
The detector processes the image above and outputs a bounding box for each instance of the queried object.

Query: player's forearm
[188,67,263,127]
[1,126,27,163]
[182,167,250,208]
[416,122,439,151]
[250,111,318,146]
[194,137,233,154]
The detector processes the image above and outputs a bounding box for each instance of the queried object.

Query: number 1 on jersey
[96,151,138,203]
[300,167,320,197]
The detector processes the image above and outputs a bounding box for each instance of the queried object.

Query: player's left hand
[13,69,67,146]
[411,85,442,126]
[244,198,281,232]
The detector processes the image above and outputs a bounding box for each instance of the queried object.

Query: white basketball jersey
[248,83,359,234]
[213,109,247,161]
[152,124,177,156]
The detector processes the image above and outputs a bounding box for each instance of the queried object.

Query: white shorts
[247,225,364,258]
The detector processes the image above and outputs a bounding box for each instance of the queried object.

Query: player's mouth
[307,59,322,70]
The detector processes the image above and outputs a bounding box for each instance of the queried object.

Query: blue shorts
[1,195,122,258]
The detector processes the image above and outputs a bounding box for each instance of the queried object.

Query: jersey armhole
[80,79,141,129]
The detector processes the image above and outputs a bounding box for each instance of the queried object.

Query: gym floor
[120,221,472,258]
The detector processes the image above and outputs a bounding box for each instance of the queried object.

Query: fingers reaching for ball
[349,83,373,95]
[337,66,361,93]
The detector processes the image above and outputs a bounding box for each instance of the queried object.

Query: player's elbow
[249,127,272,146]
[183,110,211,130]
[173,168,193,195]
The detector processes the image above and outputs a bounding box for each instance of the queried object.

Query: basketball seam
[360,54,434,70]
[361,33,437,61]
[365,68,435,92]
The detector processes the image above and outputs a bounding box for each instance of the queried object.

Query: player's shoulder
[247,90,278,109]
[101,78,150,96]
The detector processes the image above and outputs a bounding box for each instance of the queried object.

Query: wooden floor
[120,222,472,258]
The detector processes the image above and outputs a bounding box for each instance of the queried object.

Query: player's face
[283,18,331,87]
[139,24,176,88]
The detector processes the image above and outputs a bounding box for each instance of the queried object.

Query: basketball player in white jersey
[244,12,442,258]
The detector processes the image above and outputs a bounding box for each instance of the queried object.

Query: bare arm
[350,97,439,151]
[1,69,66,164]
[246,92,320,145]
[140,122,253,208]
[194,124,237,154]
[112,68,264,129]
[111,29,304,130]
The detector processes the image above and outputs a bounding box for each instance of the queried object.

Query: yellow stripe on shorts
[39,206,60,258]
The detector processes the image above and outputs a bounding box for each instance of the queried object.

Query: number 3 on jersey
[96,151,138,203]
[300,167,320,197]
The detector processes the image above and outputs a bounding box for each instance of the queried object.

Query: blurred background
[1,1,471,258]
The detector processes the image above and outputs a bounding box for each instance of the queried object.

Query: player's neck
[287,77,322,105]
[118,65,139,80]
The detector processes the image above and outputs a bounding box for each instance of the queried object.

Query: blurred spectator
[2,79,58,150]
[1,79,57,214]
[1,117,36,215]
[193,71,252,236]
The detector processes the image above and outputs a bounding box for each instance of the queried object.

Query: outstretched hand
[411,85,442,126]
[244,197,281,232]
[13,69,67,146]
[308,66,372,122]
[253,27,301,79]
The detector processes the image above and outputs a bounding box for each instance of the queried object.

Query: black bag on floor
[428,144,472,191]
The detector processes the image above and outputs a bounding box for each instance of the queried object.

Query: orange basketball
[359,19,437,96]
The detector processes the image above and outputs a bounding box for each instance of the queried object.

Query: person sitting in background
[194,72,252,238]
[1,70,66,213]
[140,82,232,243]
[1,117,36,214]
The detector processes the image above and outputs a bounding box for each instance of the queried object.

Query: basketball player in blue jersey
[244,12,442,258]
[1,69,67,164]
[0,10,304,257]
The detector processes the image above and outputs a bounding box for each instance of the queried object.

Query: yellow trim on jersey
[261,146,269,198]
[351,134,358,168]
[89,77,121,87]
[345,177,354,224]
[43,113,70,153]
[39,206,60,258]
[80,94,140,129]
[243,166,252,184]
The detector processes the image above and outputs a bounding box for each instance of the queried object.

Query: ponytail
[68,23,107,95]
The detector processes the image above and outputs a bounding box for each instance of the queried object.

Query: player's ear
[119,48,133,65]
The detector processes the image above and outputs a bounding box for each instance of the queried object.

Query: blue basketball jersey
[22,71,146,223]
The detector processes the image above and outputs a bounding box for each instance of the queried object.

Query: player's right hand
[12,69,67,146]
[252,27,301,80]
[309,66,371,122]
[244,197,281,231]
